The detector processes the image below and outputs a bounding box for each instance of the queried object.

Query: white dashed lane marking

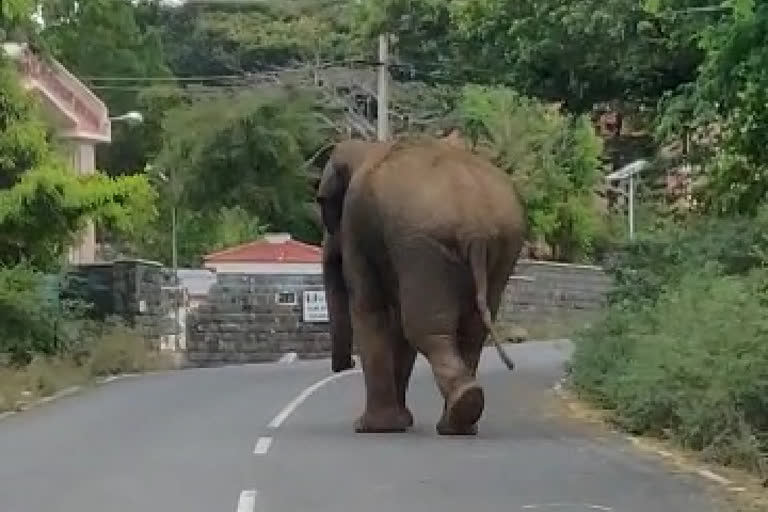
[253,437,273,455]
[237,490,257,512]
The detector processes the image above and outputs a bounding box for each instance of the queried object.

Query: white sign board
[302,290,329,322]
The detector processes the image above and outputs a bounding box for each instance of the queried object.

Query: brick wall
[185,274,329,365]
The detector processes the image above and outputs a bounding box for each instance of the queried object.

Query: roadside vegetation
[568,212,768,477]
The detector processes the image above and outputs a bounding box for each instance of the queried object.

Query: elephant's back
[360,141,525,240]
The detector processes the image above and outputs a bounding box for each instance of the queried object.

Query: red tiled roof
[203,235,322,263]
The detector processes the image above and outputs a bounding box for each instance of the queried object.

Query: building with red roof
[203,233,322,274]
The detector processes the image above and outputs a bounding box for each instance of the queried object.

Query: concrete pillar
[67,141,97,265]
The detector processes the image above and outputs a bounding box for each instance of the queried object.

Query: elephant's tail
[468,240,515,372]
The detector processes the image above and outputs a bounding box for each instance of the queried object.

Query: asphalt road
[0,341,723,512]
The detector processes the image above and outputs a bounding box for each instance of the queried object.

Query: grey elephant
[317,137,527,435]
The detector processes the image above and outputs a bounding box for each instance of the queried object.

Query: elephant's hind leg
[397,252,483,435]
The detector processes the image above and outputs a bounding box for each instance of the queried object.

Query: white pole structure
[605,159,649,241]
[377,34,390,142]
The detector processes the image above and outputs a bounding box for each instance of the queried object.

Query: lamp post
[605,159,650,241]
[109,111,144,126]
[152,165,180,351]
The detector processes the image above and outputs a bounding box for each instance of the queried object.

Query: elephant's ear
[316,157,350,235]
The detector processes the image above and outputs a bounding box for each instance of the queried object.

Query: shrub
[604,209,768,306]
[86,322,167,377]
[455,85,607,263]
[0,264,97,364]
[570,268,768,474]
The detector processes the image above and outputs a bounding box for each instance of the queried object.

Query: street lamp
[605,159,650,241]
[109,111,144,126]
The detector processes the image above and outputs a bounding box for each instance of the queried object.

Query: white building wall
[204,262,322,274]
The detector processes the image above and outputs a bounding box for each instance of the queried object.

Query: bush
[570,267,768,474]
[604,209,768,306]
[0,264,98,364]
[455,85,607,263]
[86,323,167,377]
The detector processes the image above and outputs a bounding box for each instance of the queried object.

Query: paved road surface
[0,341,723,512]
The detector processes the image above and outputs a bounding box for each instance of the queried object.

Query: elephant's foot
[436,418,478,436]
[354,408,411,433]
[436,381,484,436]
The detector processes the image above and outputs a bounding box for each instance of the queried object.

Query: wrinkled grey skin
[317,138,526,435]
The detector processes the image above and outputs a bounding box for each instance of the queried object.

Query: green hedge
[568,214,768,475]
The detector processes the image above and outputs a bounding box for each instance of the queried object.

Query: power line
[78,58,477,84]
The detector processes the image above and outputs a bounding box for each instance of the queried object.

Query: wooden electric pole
[377,33,390,141]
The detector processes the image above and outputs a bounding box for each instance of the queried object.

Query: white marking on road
[278,352,298,364]
[237,490,257,512]
[697,469,732,485]
[0,411,15,421]
[268,369,361,429]
[253,436,273,455]
[522,504,613,511]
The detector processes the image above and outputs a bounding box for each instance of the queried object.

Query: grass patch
[0,323,175,413]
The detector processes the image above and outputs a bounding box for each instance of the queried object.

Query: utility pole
[170,165,180,351]
[377,33,390,141]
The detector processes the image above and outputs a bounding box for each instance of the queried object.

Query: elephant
[317,137,527,435]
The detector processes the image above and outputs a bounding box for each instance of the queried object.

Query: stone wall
[499,260,612,324]
[67,259,181,346]
[183,260,613,366]
[185,274,329,365]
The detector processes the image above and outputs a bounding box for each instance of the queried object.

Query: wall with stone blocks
[183,260,613,365]
[185,274,329,365]
[499,260,613,324]
[67,259,181,346]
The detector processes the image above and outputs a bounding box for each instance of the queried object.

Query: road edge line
[552,378,737,490]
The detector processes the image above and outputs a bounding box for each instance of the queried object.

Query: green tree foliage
[354,0,703,112]
[39,0,172,175]
[158,0,359,77]
[456,86,606,262]
[655,1,768,215]
[0,60,156,269]
[137,87,333,264]
[133,206,267,268]
[0,58,156,361]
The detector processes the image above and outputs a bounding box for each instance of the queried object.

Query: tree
[354,0,704,113]
[158,0,360,77]
[456,86,606,262]
[0,59,156,270]
[136,87,336,265]
[654,0,768,215]
[39,0,171,176]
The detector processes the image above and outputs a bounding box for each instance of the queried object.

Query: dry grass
[497,310,600,342]
[0,327,175,413]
